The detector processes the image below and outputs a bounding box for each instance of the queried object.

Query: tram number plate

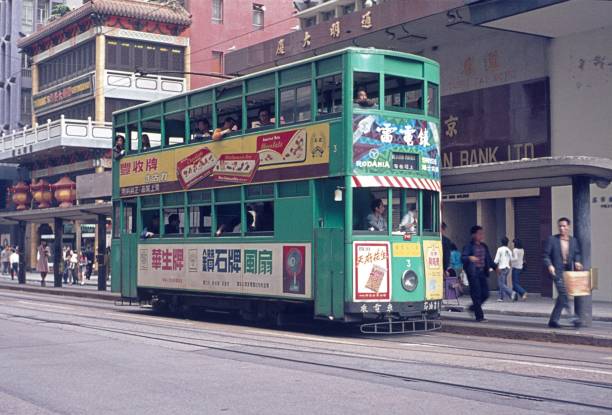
[424,301,441,311]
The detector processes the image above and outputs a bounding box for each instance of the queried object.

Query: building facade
[184,0,297,89]
[0,0,191,283]
[225,0,612,301]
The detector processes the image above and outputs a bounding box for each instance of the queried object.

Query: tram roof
[112,47,439,117]
[441,156,612,194]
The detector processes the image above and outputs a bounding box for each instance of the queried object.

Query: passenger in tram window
[366,198,387,232]
[192,118,212,142]
[113,135,125,159]
[354,87,375,108]
[212,117,238,141]
[165,214,181,235]
[142,134,151,151]
[216,216,241,236]
[398,204,418,233]
[257,108,273,127]
[141,214,160,239]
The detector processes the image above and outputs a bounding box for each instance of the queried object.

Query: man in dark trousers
[461,225,496,322]
[543,217,583,328]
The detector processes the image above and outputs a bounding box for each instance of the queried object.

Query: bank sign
[138,243,311,299]
[441,78,550,168]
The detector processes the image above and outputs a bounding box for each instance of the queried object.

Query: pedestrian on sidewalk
[1,244,10,275]
[494,237,517,302]
[441,222,453,277]
[62,247,71,284]
[9,247,19,280]
[69,249,79,285]
[511,238,528,300]
[543,217,583,328]
[462,225,496,322]
[79,251,88,286]
[36,241,50,287]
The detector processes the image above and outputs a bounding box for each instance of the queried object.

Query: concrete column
[572,176,592,327]
[184,44,191,91]
[31,63,39,126]
[17,221,26,284]
[97,214,107,291]
[94,34,106,122]
[53,218,63,287]
[74,220,82,254]
[505,198,515,243]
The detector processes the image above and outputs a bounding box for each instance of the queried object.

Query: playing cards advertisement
[353,242,391,301]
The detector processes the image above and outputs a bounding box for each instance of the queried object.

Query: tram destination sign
[119,123,329,197]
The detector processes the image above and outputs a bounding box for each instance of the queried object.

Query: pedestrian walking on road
[9,247,19,280]
[462,225,496,322]
[494,237,517,302]
[36,241,50,286]
[1,245,10,275]
[511,238,528,300]
[543,217,583,328]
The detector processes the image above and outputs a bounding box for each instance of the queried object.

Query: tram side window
[391,188,419,235]
[245,201,274,236]
[112,202,121,237]
[247,90,275,131]
[353,72,379,109]
[189,205,212,236]
[215,204,242,236]
[280,83,311,124]
[163,208,184,237]
[317,74,342,118]
[189,105,213,142]
[353,187,388,233]
[164,111,186,146]
[384,75,423,113]
[142,119,162,150]
[141,210,160,238]
[422,190,439,233]
[123,201,137,234]
[215,98,242,139]
[427,83,439,117]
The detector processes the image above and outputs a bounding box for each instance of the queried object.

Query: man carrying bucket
[543,217,584,329]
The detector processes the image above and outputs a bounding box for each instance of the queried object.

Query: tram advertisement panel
[353,242,391,301]
[422,240,443,300]
[137,243,311,299]
[119,123,329,196]
[352,115,440,182]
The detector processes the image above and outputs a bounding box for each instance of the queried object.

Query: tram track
[1,290,611,372]
[3,310,611,412]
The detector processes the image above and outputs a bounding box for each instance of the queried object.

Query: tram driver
[366,198,387,232]
[398,204,418,233]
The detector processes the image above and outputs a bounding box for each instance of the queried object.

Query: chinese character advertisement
[353,242,391,301]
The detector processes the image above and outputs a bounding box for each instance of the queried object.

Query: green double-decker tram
[112,48,443,332]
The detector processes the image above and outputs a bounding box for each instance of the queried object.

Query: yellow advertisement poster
[119,123,329,197]
[422,240,443,300]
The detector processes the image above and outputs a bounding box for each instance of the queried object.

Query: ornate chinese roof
[18,0,191,49]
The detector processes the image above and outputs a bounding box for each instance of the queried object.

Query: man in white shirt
[9,248,19,280]
[494,237,517,302]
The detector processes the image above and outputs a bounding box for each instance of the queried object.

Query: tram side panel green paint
[121,234,138,298]
[328,120,345,176]
[111,242,122,293]
[314,228,343,317]
[390,241,425,302]
[275,197,313,242]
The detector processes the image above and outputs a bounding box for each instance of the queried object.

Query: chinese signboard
[33,73,94,112]
[138,243,311,299]
[352,115,440,181]
[353,242,391,301]
[119,123,329,197]
[422,240,443,301]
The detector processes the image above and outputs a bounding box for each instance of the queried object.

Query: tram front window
[392,188,419,235]
[353,187,388,233]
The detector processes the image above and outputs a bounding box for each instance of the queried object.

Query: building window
[342,4,355,15]
[212,0,223,23]
[303,17,316,28]
[22,0,34,34]
[253,4,264,29]
[321,10,334,22]
[211,51,224,74]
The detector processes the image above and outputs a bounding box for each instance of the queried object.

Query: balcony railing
[0,116,112,162]
[104,70,186,101]
[21,68,32,79]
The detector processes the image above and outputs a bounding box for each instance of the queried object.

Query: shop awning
[0,202,112,225]
[441,156,612,193]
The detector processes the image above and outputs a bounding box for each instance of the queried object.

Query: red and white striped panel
[352,176,441,192]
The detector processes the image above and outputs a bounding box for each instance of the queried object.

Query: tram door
[119,200,138,298]
[315,228,344,319]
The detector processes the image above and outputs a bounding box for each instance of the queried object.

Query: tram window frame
[246,90,276,131]
[215,203,242,237]
[164,111,186,147]
[216,98,243,137]
[141,118,162,150]
[384,75,424,114]
[427,82,439,117]
[353,72,380,110]
[127,124,138,152]
[243,187,274,236]
[112,202,121,237]
[189,105,213,143]
[141,208,160,238]
[280,82,312,125]
[391,188,419,235]
[123,200,137,234]
[421,190,440,234]
[188,205,212,236]
[352,187,389,234]
[317,74,343,119]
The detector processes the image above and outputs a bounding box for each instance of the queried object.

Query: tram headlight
[402,270,418,292]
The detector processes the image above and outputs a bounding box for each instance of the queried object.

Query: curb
[0,283,119,302]
[440,320,612,348]
[443,306,612,323]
